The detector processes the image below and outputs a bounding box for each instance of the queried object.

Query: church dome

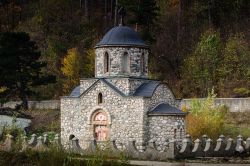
[95,25,147,48]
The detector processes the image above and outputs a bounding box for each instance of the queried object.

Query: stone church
[61,24,186,150]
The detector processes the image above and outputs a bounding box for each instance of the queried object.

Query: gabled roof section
[69,86,80,97]
[101,79,126,97]
[148,103,186,116]
[69,79,164,98]
[76,79,126,98]
[133,81,161,97]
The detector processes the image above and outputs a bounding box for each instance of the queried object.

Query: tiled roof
[148,103,186,116]
[69,86,80,97]
[133,81,161,97]
[69,79,161,98]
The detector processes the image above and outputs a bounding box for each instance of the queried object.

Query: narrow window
[122,52,129,73]
[104,52,109,73]
[140,53,145,73]
[98,93,103,104]
[180,129,183,139]
[174,129,177,139]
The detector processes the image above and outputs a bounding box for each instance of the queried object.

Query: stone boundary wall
[1,133,250,160]
[3,100,60,110]
[2,98,250,112]
[177,98,250,112]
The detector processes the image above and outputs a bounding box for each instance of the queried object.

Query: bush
[186,90,228,139]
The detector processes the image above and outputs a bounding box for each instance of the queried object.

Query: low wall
[1,133,249,160]
[3,100,60,110]
[2,98,250,112]
[178,98,250,112]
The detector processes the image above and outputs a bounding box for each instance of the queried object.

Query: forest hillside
[0,0,249,100]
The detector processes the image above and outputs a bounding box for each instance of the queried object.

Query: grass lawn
[223,112,250,138]
[21,109,60,134]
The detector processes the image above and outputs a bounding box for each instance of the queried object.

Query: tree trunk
[20,90,28,110]
[110,0,113,20]
[114,0,118,26]
[208,0,212,27]
[84,0,89,17]
[104,0,108,31]
[177,0,183,43]
[80,0,82,8]
[20,81,28,110]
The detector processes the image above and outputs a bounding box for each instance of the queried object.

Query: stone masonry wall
[107,78,130,95]
[95,47,148,78]
[61,80,145,149]
[144,84,179,145]
[129,79,145,95]
[148,116,185,151]
[107,78,146,95]
[60,97,80,147]
[80,79,98,94]
[145,84,176,111]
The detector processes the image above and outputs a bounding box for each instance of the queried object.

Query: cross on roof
[118,7,126,26]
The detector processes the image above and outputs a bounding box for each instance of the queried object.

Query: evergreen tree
[119,0,159,42]
[0,32,55,109]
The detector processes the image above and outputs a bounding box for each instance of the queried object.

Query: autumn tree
[181,30,221,97]
[61,48,82,94]
[218,34,250,97]
[82,48,95,78]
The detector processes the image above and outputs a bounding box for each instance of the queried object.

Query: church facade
[61,25,186,150]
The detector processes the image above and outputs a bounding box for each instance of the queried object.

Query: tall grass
[0,146,130,166]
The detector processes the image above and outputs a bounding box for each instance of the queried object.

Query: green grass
[22,109,60,133]
[223,112,250,138]
[223,124,250,139]
[0,147,131,166]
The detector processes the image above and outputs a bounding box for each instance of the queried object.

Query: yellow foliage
[83,49,95,78]
[0,86,7,93]
[186,90,228,139]
[61,48,81,94]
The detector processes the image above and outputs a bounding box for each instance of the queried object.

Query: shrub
[186,90,228,139]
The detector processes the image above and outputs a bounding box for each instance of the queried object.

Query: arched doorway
[92,110,109,141]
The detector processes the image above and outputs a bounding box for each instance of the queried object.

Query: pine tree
[0,32,56,109]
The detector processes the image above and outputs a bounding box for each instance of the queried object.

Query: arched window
[104,52,109,73]
[92,111,109,141]
[122,52,129,73]
[140,53,145,73]
[98,93,103,104]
